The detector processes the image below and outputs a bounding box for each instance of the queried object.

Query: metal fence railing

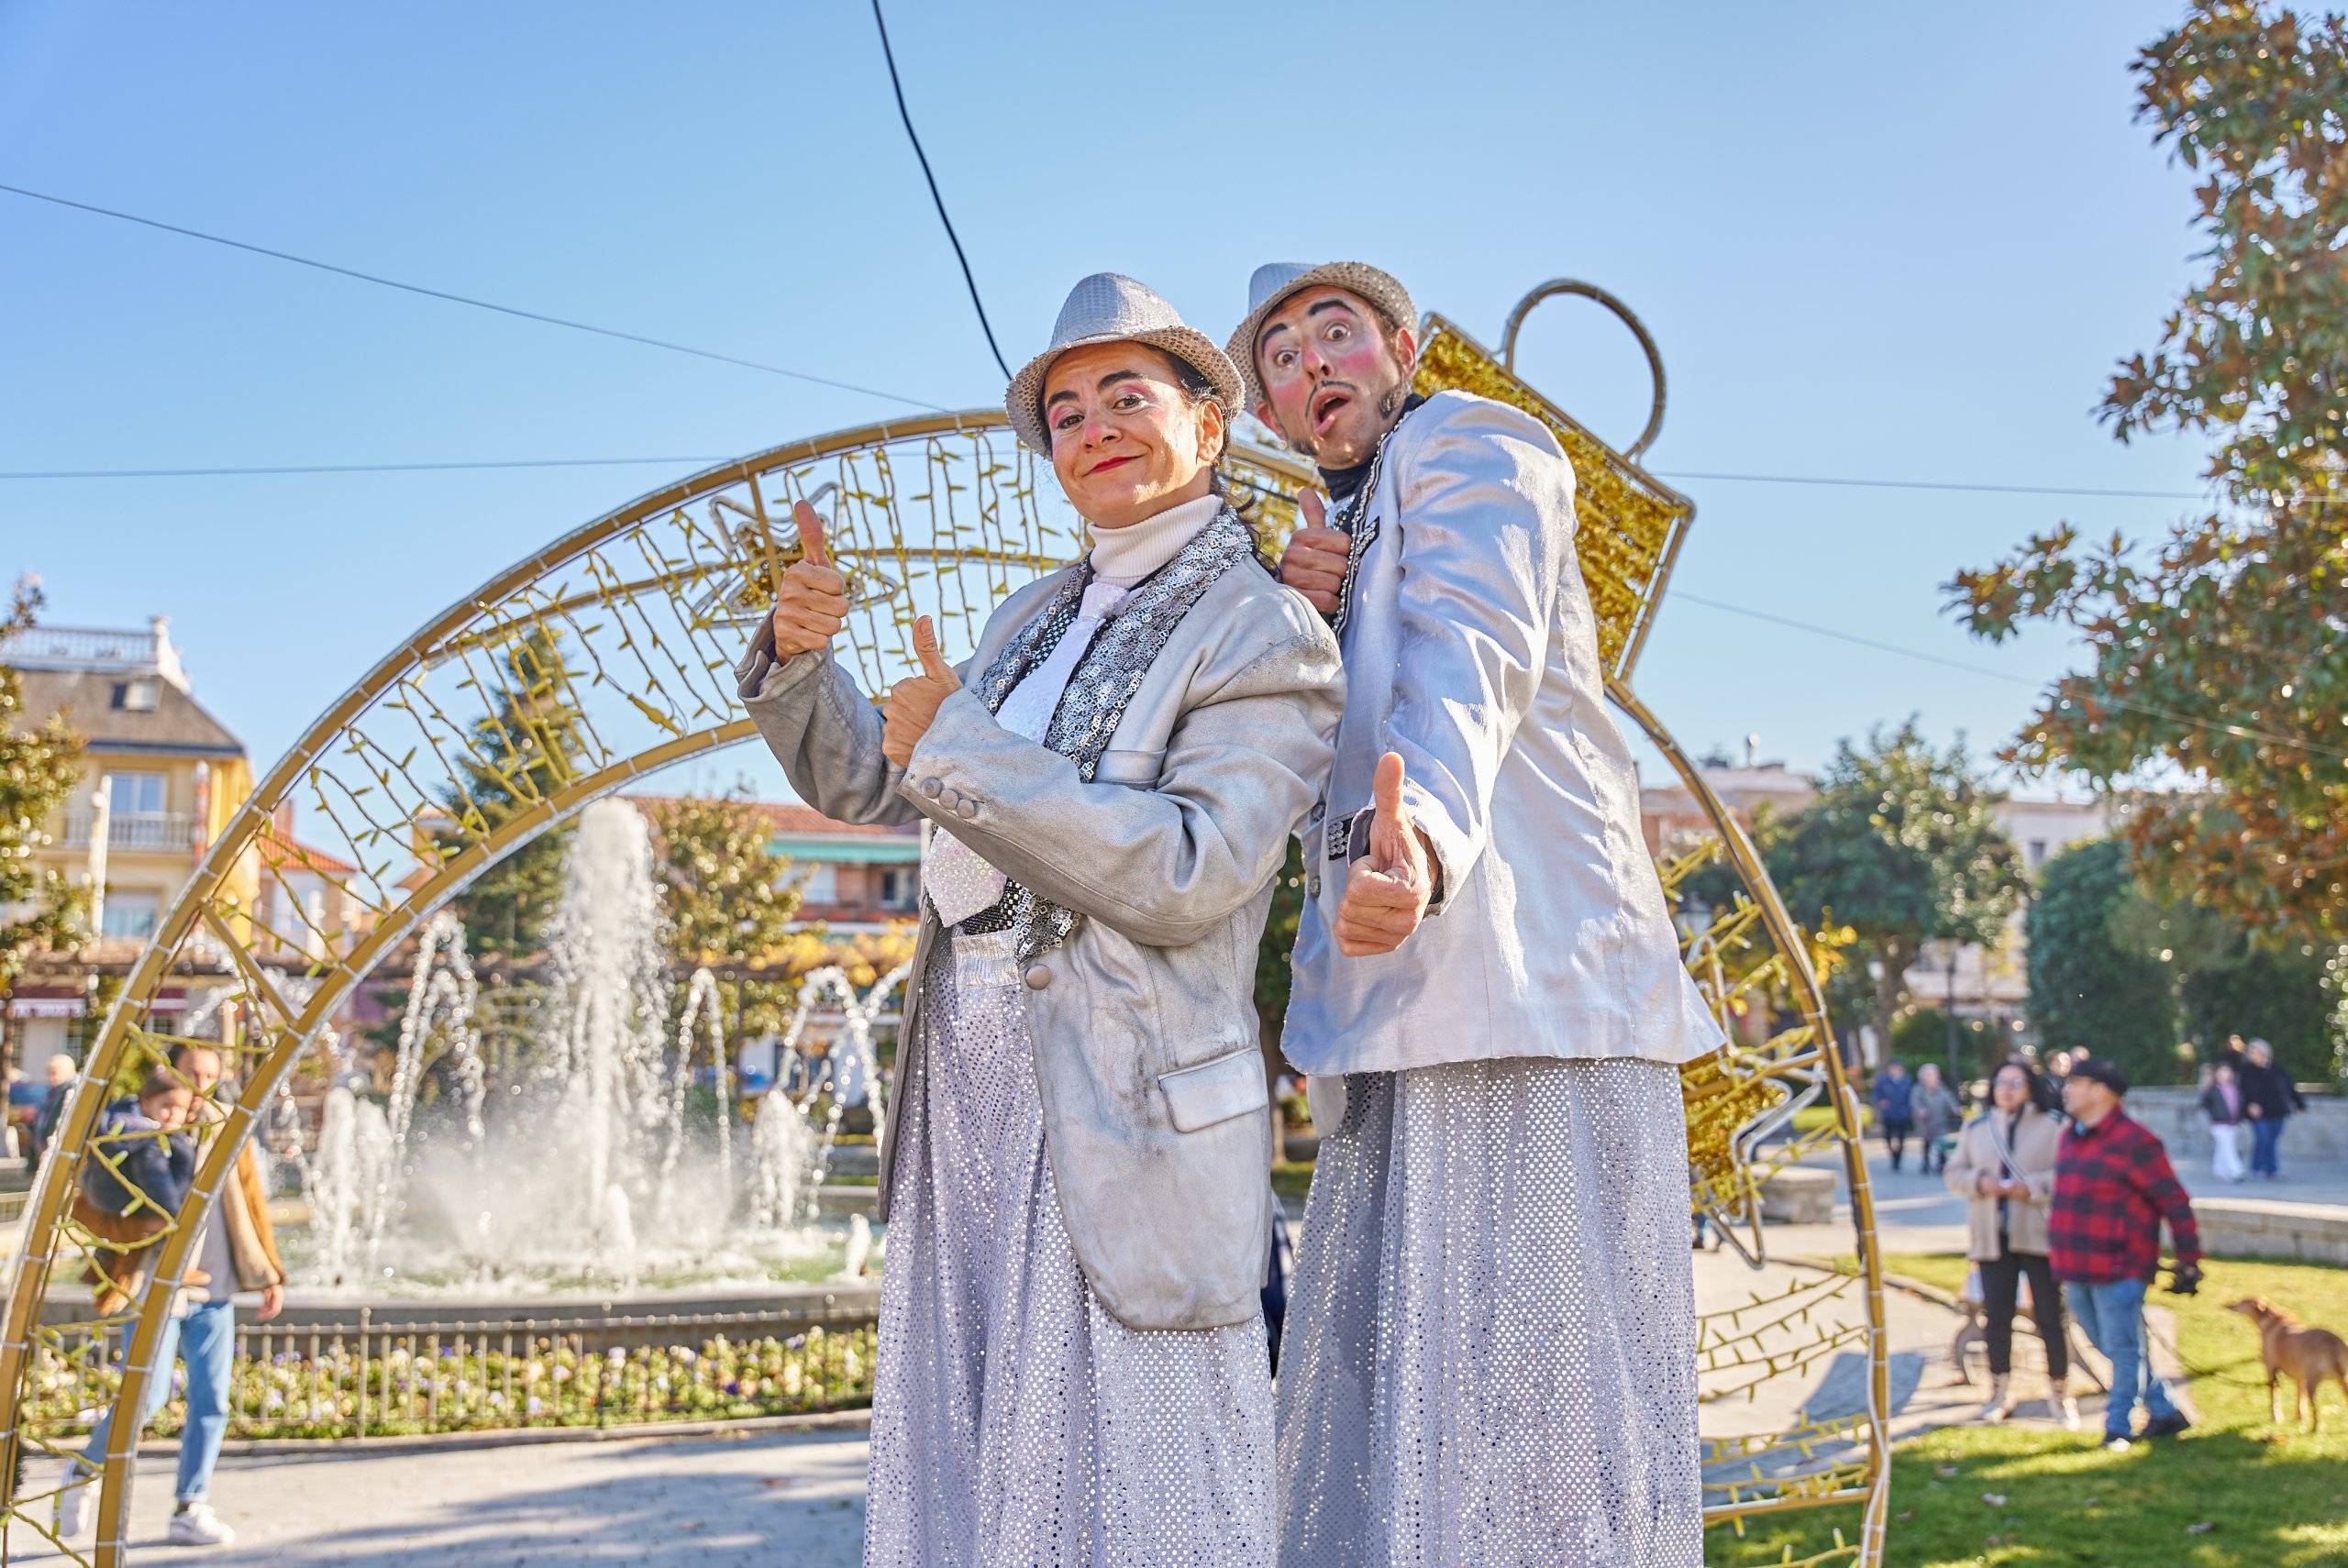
[30,1302,880,1441]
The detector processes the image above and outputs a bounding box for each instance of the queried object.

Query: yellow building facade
[1,618,257,1066]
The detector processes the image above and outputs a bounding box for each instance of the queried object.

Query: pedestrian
[1249,259,1722,1566]
[2199,1059,2248,1183]
[2239,1037,2307,1181]
[743,273,1341,1565]
[1947,1060,2077,1428]
[31,1051,77,1168]
[1871,1060,1917,1172]
[1910,1062,1963,1176]
[2049,1057,2203,1450]
[56,1043,287,1548]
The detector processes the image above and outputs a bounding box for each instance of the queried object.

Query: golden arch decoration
[2,288,1887,1565]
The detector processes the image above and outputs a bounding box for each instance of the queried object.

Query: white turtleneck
[1087,491,1222,587]
[919,490,1221,926]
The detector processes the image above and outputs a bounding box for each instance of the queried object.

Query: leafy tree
[646,790,807,1038]
[2027,840,2184,1080]
[0,578,89,992]
[1949,1,2348,944]
[440,627,590,956]
[1763,721,2028,1052]
[1258,845,1314,1088]
[2178,936,2339,1082]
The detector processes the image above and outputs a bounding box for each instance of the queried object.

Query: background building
[1,617,257,1068]
[1639,747,2112,1055]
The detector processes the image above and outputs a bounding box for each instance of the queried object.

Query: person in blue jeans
[59,1044,287,1549]
[2048,1058,2203,1450]
[2240,1037,2307,1180]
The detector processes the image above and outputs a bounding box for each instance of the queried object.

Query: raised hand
[1335,752,1435,957]
[770,501,849,658]
[1278,489,1349,617]
[882,616,962,768]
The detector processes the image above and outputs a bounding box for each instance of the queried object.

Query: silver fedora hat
[1224,260,1418,408]
[1005,272,1245,454]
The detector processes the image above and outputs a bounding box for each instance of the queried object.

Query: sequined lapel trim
[969,508,1256,960]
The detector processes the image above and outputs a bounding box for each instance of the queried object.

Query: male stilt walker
[1236,261,1724,1567]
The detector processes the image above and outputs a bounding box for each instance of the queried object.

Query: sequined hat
[1224,260,1419,408]
[1005,273,1245,455]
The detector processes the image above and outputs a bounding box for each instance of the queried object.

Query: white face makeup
[1043,343,1223,531]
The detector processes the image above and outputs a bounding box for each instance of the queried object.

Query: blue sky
[2,1,2213,804]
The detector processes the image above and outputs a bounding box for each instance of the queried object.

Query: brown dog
[2227,1296,2348,1433]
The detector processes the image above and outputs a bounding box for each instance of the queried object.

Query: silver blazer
[1283,390,1724,1076]
[737,558,1342,1331]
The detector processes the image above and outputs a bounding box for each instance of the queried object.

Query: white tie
[921,581,1131,926]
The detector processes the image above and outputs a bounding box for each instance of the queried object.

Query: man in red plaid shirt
[2051,1057,2203,1449]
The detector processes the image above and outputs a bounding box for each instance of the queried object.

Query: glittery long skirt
[1274,1057,1702,1568]
[864,932,1275,1567]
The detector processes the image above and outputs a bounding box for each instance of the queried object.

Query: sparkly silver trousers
[864,932,1275,1567]
[1274,1058,1702,1568]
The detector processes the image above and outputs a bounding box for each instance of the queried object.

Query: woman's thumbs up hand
[770,501,849,657]
[1335,752,1435,957]
[883,615,963,768]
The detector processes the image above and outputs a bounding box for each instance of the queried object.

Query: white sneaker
[1976,1375,2014,1424]
[168,1503,236,1547]
[2057,1395,2083,1430]
[54,1467,89,1538]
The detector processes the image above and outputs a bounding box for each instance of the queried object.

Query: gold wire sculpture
[0,287,1887,1566]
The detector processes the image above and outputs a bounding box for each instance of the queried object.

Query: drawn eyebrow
[1047,370,1146,408]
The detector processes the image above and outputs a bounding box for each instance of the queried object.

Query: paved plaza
[14,1141,2339,1565]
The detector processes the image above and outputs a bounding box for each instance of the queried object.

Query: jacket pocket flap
[1157,1047,1268,1134]
[1093,748,1166,788]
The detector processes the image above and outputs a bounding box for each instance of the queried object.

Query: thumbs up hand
[1335,752,1436,957]
[1278,489,1349,617]
[882,616,963,768]
[770,501,849,658]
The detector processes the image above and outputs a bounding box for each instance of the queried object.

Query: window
[798,864,838,905]
[2027,839,2049,869]
[879,867,918,911]
[101,890,161,941]
[106,771,168,815]
[111,679,160,712]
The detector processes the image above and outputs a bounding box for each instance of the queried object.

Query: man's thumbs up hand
[1335,752,1436,957]
[1278,489,1349,618]
[770,501,848,657]
[883,615,963,768]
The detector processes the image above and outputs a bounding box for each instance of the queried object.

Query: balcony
[58,812,203,852]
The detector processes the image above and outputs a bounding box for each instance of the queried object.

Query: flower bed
[31,1310,878,1441]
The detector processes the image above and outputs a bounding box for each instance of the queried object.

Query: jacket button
[1024,964,1052,990]
[937,787,960,811]
[920,778,943,799]
[957,799,979,820]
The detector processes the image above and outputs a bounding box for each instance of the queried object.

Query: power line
[869,1,1012,381]
[1653,469,2210,502]
[0,457,732,480]
[0,182,947,414]
[0,456,2237,500]
[1673,590,2348,761]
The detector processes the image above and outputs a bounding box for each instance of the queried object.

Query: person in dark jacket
[31,1052,77,1167]
[81,1075,196,1223]
[1871,1061,1917,1172]
[2239,1037,2307,1180]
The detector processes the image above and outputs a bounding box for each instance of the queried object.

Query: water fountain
[294,797,905,1297]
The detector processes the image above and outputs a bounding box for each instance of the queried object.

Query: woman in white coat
[739,273,1342,1566]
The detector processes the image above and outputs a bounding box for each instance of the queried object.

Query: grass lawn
[1707,1253,2348,1567]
